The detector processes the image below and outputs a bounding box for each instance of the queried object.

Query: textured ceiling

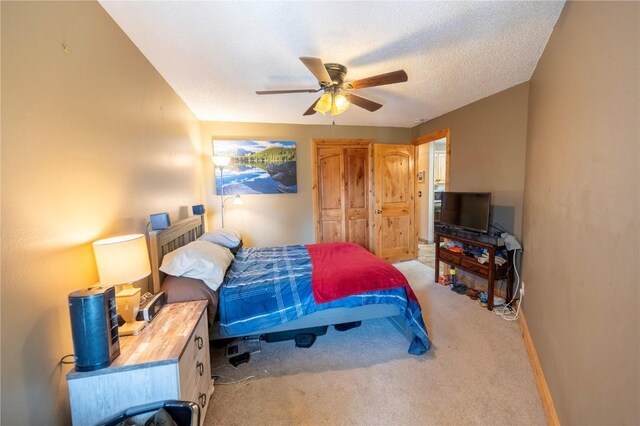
[100,1,564,128]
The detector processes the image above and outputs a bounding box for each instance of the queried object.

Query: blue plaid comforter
[218,245,430,355]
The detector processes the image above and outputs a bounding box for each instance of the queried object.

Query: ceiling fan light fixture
[313,92,333,115]
[258,57,406,117]
[331,92,350,116]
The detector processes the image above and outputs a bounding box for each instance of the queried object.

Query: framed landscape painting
[212,140,297,195]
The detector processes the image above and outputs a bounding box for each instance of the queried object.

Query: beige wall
[412,83,529,238]
[522,2,639,424]
[200,121,411,247]
[3,2,638,425]
[1,2,204,424]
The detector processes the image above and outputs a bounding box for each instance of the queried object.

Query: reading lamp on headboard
[93,234,151,336]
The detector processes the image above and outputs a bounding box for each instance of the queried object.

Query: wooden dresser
[67,301,213,425]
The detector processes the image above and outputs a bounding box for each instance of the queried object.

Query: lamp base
[118,320,147,336]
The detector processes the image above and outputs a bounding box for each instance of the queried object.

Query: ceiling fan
[256,57,408,117]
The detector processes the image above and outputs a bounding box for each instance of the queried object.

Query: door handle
[418,191,422,197]
[374,209,382,214]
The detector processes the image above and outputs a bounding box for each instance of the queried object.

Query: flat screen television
[438,192,492,233]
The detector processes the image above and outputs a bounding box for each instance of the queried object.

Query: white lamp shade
[93,234,151,286]
[232,194,244,205]
[212,155,231,167]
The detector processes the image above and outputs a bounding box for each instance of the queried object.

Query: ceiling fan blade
[299,57,332,85]
[348,93,383,112]
[256,89,318,95]
[346,70,408,90]
[303,97,320,116]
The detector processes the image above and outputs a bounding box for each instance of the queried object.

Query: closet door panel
[347,219,369,248]
[317,147,345,243]
[321,221,343,243]
[345,148,370,250]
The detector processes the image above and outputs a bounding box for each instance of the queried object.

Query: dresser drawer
[191,360,213,413]
[439,248,461,265]
[191,330,212,400]
[179,311,209,399]
[461,257,489,277]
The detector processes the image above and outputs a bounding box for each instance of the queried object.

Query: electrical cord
[493,248,522,321]
[214,374,256,387]
[489,223,506,235]
[60,354,75,365]
[211,363,256,388]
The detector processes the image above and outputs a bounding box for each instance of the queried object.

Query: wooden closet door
[313,140,372,249]
[373,144,415,262]
[344,148,370,250]
[316,147,345,243]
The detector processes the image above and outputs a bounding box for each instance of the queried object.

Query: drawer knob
[195,335,204,350]
[198,393,207,408]
[196,361,204,376]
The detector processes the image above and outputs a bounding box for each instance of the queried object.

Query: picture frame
[212,140,297,195]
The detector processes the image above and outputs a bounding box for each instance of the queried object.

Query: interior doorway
[413,129,450,268]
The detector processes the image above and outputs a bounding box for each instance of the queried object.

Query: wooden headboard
[148,214,206,293]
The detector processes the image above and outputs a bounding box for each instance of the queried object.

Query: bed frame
[149,214,206,294]
[148,214,413,342]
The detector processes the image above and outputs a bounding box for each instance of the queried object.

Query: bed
[149,214,430,355]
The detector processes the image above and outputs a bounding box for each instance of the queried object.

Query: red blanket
[306,242,415,304]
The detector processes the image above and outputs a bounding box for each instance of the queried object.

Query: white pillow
[198,229,242,248]
[159,241,234,291]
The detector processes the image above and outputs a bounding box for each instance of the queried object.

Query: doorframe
[311,138,374,246]
[412,128,451,187]
[411,129,451,250]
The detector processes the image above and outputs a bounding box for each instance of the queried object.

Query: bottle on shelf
[449,266,457,289]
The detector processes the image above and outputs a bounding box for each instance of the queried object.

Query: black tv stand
[434,225,513,310]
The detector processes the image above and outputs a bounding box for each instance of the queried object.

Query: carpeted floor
[205,261,545,426]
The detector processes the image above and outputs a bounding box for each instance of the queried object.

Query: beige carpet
[205,260,545,426]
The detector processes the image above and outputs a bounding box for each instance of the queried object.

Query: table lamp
[93,234,151,336]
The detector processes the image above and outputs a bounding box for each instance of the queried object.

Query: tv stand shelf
[435,226,513,310]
